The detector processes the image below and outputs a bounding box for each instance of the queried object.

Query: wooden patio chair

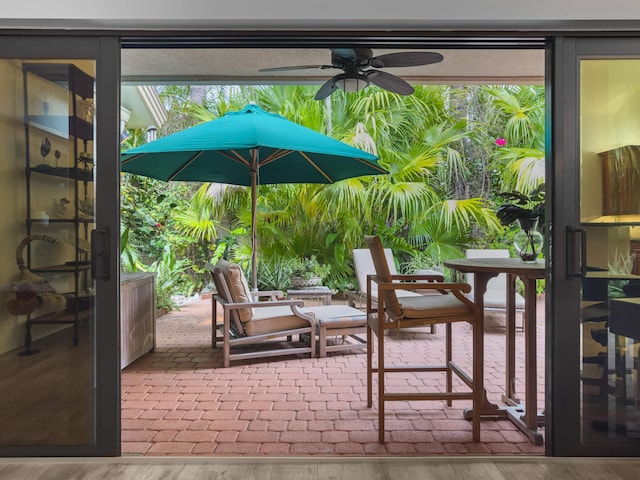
[364,235,483,442]
[347,247,442,333]
[210,259,316,367]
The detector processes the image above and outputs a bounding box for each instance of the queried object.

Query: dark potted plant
[496,184,545,262]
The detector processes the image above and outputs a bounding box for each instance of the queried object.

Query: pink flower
[496,137,507,146]
[155,222,162,228]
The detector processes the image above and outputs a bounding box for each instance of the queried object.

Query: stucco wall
[581,59,640,270]
[581,60,640,222]
[0,59,27,354]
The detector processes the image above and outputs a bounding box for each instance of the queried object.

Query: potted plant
[496,184,545,262]
[290,256,331,288]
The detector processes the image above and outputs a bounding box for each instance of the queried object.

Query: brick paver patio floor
[121,296,545,456]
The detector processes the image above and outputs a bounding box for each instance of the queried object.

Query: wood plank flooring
[0,458,638,480]
[0,323,92,447]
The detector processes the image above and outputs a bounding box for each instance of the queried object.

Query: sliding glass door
[550,36,640,456]
[0,36,120,456]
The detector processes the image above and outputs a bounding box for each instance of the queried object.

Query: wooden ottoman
[304,305,367,357]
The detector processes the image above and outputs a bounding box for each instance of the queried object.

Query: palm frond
[494,147,545,192]
[421,198,502,235]
[369,180,437,225]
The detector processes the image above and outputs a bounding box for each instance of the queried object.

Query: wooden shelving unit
[20,63,95,354]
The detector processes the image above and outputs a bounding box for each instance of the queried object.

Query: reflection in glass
[580,59,640,445]
[0,58,96,446]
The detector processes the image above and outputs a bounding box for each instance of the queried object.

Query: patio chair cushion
[353,248,398,301]
[396,290,473,319]
[465,248,525,310]
[481,288,525,310]
[245,305,311,336]
[302,304,366,323]
[353,248,441,302]
[216,259,253,322]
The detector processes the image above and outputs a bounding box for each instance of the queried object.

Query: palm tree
[122,83,544,294]
[208,84,502,265]
[172,183,218,243]
[482,85,545,194]
[343,87,501,256]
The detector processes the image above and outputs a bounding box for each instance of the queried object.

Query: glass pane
[580,59,640,445]
[0,59,96,446]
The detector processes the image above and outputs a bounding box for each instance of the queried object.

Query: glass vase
[514,217,544,263]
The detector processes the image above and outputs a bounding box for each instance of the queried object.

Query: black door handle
[91,227,110,280]
[566,226,587,278]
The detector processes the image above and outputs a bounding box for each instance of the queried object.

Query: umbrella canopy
[121,104,386,289]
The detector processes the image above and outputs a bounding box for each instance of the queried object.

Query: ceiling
[121,48,545,86]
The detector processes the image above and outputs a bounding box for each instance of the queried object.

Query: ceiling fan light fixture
[261,48,444,100]
[335,73,370,93]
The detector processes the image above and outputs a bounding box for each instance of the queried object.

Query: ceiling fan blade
[314,76,339,100]
[259,64,331,72]
[369,51,444,68]
[365,70,414,95]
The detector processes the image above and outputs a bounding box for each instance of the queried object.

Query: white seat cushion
[353,248,398,299]
[469,289,525,309]
[465,249,525,311]
[397,294,473,319]
[302,305,366,325]
[245,305,310,336]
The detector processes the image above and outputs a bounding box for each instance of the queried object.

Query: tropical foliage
[121,83,545,308]
[496,184,546,227]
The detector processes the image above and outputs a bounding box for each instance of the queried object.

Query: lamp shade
[334,73,370,92]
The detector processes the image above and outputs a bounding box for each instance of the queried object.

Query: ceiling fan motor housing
[331,48,374,68]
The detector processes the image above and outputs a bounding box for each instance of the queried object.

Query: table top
[444,257,545,278]
[121,272,157,284]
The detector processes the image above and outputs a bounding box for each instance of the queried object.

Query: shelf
[31,263,91,273]
[22,63,94,99]
[27,308,93,326]
[581,222,640,227]
[62,218,94,224]
[28,218,95,224]
[22,62,96,353]
[586,272,640,280]
[29,164,94,182]
[25,115,93,141]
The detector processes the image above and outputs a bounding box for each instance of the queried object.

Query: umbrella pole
[251,152,258,291]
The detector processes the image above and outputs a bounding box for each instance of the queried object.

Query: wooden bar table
[444,257,545,445]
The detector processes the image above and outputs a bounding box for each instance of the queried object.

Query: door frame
[0,35,121,457]
[4,28,640,459]
[549,35,640,456]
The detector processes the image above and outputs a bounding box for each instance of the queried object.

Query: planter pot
[291,276,321,288]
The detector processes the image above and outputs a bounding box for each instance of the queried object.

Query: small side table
[287,286,333,305]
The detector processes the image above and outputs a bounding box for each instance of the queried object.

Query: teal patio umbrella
[121,104,385,290]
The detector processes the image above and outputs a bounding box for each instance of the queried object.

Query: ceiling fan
[259,48,444,100]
